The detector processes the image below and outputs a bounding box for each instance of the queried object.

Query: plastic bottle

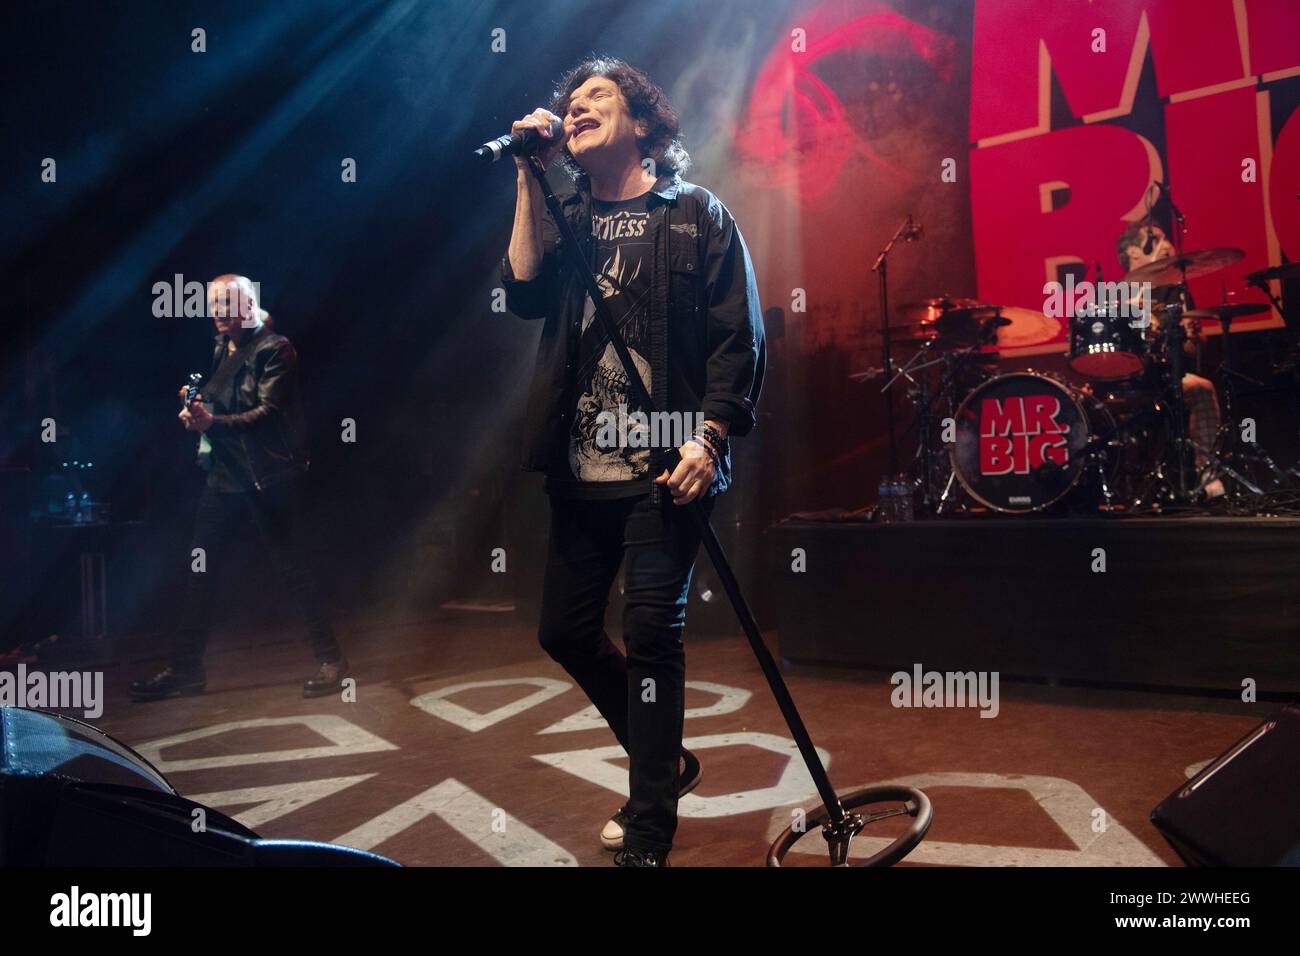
[876,478,896,523]
[894,478,914,522]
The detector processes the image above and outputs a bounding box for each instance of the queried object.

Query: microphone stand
[522,155,930,866]
[1157,184,1193,500]
[871,217,916,478]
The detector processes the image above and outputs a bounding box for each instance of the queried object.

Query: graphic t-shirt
[548,191,656,499]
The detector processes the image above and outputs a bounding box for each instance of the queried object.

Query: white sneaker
[601,749,702,850]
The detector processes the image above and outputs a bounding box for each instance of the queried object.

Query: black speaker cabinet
[1151,705,1300,866]
[0,707,398,866]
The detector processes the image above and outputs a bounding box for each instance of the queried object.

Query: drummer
[1115,218,1224,497]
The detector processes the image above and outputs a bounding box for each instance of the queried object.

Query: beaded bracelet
[694,422,725,452]
[687,435,720,464]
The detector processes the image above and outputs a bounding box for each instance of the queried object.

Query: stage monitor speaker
[0,707,399,866]
[1150,704,1300,866]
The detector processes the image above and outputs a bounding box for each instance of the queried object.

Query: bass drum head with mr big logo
[950,372,1091,513]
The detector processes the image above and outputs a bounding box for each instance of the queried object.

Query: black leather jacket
[202,323,308,491]
[500,171,765,500]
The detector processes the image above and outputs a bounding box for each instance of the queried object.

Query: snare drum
[1068,304,1146,380]
[950,372,1111,513]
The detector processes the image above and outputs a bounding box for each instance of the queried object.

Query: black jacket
[202,322,308,491]
[500,171,765,498]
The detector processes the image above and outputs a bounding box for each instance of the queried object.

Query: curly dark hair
[1116,216,1157,272]
[548,56,691,182]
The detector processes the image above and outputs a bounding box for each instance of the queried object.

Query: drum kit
[860,251,1300,517]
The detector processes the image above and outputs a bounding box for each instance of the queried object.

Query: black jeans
[538,491,711,854]
[171,479,340,672]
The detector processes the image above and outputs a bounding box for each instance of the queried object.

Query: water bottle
[894,478,915,522]
[876,478,896,523]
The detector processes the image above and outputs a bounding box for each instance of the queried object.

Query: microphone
[474,118,564,164]
[902,215,924,242]
[1142,181,1162,253]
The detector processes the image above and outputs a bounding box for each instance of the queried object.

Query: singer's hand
[512,108,565,171]
[655,439,716,506]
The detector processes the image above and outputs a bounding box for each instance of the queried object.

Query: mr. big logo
[980,394,1069,476]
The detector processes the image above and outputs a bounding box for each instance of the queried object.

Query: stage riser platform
[768,518,1300,693]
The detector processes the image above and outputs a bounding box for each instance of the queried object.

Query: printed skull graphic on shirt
[568,197,654,482]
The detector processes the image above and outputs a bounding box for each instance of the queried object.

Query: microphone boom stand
[871,218,916,478]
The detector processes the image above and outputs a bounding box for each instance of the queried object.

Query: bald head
[208,274,266,340]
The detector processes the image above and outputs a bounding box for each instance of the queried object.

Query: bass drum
[950,371,1115,513]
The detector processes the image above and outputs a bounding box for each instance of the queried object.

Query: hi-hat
[894,296,988,324]
[1183,303,1269,322]
[878,310,1007,346]
[1245,262,1300,284]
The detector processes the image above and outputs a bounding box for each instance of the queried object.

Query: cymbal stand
[1148,183,1201,503]
[1209,313,1290,498]
[889,329,995,515]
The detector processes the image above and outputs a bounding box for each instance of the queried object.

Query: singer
[500,57,765,866]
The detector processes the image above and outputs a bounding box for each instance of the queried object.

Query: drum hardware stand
[931,350,962,514]
[1137,311,1258,509]
[1091,442,1118,510]
[1206,312,1292,499]
[1244,264,1300,346]
[883,340,963,512]
[882,341,939,510]
[872,216,922,480]
[913,345,935,512]
[1190,436,1264,500]
[1040,421,1125,513]
[934,468,962,514]
[924,348,966,514]
[886,323,998,515]
[1121,343,1211,512]
[1072,389,1128,511]
[923,327,999,514]
[1164,206,1192,499]
[523,156,932,866]
[1147,182,1204,504]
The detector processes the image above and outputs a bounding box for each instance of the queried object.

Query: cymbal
[878,311,1006,346]
[880,304,1060,350]
[1183,303,1269,321]
[1245,262,1300,284]
[915,305,1055,348]
[872,325,940,343]
[927,308,1011,343]
[1123,247,1245,285]
[981,306,1060,350]
[895,296,988,324]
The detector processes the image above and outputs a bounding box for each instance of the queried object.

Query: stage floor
[91,612,1268,867]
